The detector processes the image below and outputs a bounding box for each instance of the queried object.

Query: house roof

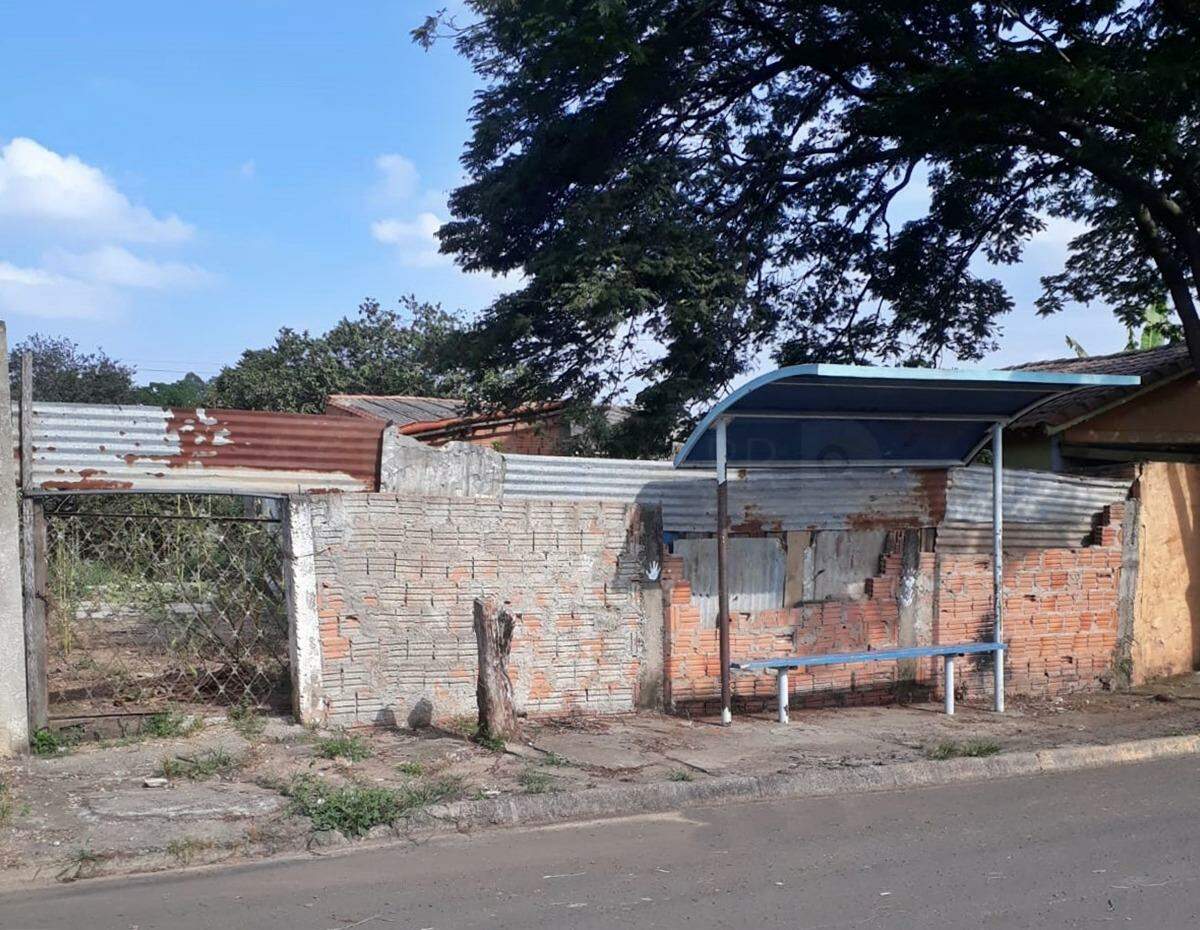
[325,393,567,436]
[326,395,466,427]
[1007,343,1192,432]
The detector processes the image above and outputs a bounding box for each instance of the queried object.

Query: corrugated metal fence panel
[21,402,383,494]
[502,454,946,532]
[945,467,1129,523]
[671,537,785,625]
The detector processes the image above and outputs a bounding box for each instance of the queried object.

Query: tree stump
[474,597,517,742]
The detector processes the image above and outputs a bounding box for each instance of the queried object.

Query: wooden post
[19,352,47,732]
[715,417,731,725]
[473,597,517,741]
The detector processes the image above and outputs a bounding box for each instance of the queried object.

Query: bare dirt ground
[3,676,1199,887]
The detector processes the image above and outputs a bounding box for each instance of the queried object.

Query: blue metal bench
[731,642,1006,723]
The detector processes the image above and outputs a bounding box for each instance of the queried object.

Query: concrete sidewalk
[3,676,1200,888]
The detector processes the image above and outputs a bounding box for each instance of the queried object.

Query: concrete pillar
[0,322,30,754]
[282,494,322,724]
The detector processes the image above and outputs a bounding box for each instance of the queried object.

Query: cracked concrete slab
[83,785,286,821]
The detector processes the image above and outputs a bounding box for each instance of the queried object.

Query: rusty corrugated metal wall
[501,453,1129,539]
[502,454,946,532]
[12,402,383,494]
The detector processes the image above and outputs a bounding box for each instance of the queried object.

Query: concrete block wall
[305,493,649,727]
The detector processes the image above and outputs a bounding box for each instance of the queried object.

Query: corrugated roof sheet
[326,395,466,426]
[14,402,383,494]
[1008,343,1192,431]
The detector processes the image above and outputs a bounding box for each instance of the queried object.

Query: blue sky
[2,1,1128,388]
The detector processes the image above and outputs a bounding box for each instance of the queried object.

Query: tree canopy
[205,297,472,413]
[9,334,139,405]
[420,0,1200,455]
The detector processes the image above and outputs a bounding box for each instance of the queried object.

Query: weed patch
[57,846,107,883]
[314,731,372,762]
[926,739,1002,761]
[142,710,202,740]
[160,748,243,781]
[227,703,266,739]
[166,836,215,865]
[0,777,13,826]
[396,760,424,777]
[518,769,559,795]
[31,727,78,756]
[667,769,694,782]
[285,774,465,838]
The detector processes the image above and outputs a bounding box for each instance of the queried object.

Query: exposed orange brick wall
[663,551,914,714]
[939,504,1124,701]
[664,505,1126,714]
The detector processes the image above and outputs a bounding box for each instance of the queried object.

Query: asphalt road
[4,756,1199,929]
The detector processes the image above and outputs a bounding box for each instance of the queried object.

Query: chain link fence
[41,494,290,719]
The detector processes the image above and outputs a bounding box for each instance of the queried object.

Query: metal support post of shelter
[992,422,1005,713]
[715,417,732,726]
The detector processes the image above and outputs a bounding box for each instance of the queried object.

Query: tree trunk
[474,597,518,742]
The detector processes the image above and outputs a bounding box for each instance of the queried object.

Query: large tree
[419,0,1200,455]
[206,297,472,413]
[8,334,137,404]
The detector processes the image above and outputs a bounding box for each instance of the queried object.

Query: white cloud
[44,246,215,290]
[371,211,448,267]
[374,154,419,202]
[238,159,256,179]
[0,137,192,243]
[0,138,212,320]
[0,260,112,319]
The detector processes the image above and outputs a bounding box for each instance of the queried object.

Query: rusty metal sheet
[945,466,1128,523]
[501,454,947,532]
[20,402,383,494]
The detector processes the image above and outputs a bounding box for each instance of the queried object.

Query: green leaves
[206,297,472,413]
[428,0,1200,455]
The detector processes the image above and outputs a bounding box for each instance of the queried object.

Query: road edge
[424,732,1200,830]
[6,732,1198,891]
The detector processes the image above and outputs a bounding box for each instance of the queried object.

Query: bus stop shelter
[672,364,1139,724]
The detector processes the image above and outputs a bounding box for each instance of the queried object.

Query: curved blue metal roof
[672,364,1140,469]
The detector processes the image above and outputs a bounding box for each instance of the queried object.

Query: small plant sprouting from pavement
[160,748,243,781]
[475,732,505,752]
[58,845,106,883]
[314,731,373,762]
[0,777,13,826]
[518,768,559,795]
[166,836,214,865]
[141,709,202,740]
[445,715,506,751]
[667,769,694,782]
[926,740,1002,761]
[31,727,78,756]
[227,702,266,739]
[540,752,569,767]
[285,774,465,838]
